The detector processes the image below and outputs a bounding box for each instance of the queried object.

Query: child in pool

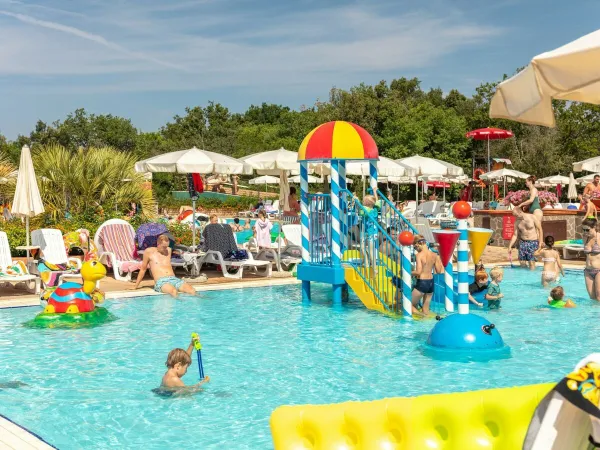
[468,270,488,307]
[535,235,564,287]
[548,286,576,308]
[161,336,210,390]
[485,267,504,309]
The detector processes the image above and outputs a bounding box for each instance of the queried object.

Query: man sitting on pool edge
[131,234,197,297]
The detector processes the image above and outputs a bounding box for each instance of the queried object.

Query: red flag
[192,173,204,194]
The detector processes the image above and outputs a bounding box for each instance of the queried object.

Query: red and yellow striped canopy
[298,121,378,161]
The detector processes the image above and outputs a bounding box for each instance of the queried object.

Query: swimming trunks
[530,196,541,213]
[154,276,185,293]
[519,240,539,262]
[415,279,434,294]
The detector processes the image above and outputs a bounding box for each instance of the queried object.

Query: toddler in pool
[485,267,504,309]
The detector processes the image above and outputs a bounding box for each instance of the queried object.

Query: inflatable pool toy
[547,297,576,308]
[25,260,117,329]
[271,382,553,449]
[191,332,205,379]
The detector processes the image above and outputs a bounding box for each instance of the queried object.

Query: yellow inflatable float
[270,383,554,449]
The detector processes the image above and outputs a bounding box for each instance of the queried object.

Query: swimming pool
[0,268,598,449]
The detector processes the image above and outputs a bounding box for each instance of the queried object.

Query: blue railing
[307,193,332,265]
[341,189,405,314]
[377,189,419,236]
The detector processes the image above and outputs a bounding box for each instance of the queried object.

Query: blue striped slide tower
[401,244,412,318]
[338,161,347,253]
[369,161,378,194]
[300,161,311,303]
[456,218,469,314]
[330,160,343,305]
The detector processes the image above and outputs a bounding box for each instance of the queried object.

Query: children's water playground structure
[271,121,527,449]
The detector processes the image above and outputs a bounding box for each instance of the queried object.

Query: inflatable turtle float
[25,260,117,328]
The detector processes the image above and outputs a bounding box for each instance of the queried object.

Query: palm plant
[33,144,156,219]
[0,151,16,203]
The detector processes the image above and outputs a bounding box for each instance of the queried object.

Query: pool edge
[0,413,57,449]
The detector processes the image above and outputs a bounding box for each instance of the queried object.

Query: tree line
[2,72,600,194]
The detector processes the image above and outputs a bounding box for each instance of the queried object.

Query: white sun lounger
[0,231,40,294]
[31,228,83,286]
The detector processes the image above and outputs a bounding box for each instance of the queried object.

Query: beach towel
[255,218,273,248]
[98,223,142,272]
[201,223,238,257]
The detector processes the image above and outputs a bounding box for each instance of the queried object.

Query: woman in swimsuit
[582,218,600,300]
[518,176,543,222]
[534,235,564,287]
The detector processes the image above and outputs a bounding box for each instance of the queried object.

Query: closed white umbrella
[490,29,600,127]
[12,145,44,254]
[280,172,290,212]
[135,147,251,174]
[568,173,578,201]
[249,175,280,192]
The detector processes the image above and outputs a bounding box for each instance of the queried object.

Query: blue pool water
[1,267,599,449]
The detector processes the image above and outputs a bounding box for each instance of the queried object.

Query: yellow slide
[271,382,553,450]
[343,250,401,316]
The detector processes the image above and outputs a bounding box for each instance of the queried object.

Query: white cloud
[0,1,503,93]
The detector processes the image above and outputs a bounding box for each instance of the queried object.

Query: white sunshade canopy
[576,173,600,186]
[241,148,301,176]
[490,28,600,127]
[479,168,530,182]
[536,174,570,186]
[248,175,280,185]
[310,157,415,177]
[395,155,464,177]
[289,175,322,184]
[573,156,600,173]
[135,147,252,175]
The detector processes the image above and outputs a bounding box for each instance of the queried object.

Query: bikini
[541,256,558,280]
[584,242,600,278]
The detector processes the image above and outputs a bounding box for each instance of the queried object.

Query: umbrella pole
[192,198,196,250]
[362,175,366,198]
[487,136,491,202]
[26,216,30,261]
[415,177,419,223]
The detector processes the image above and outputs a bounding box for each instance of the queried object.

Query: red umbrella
[466,127,514,173]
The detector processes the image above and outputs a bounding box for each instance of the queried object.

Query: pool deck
[0,415,55,449]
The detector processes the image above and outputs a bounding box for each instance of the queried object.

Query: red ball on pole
[452,201,472,220]
[398,231,414,247]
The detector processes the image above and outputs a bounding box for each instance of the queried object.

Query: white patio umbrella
[490,29,600,127]
[289,175,322,184]
[479,168,530,197]
[576,173,600,186]
[11,145,44,257]
[395,155,464,218]
[249,175,280,192]
[573,156,600,173]
[568,173,578,201]
[536,174,570,186]
[135,147,252,248]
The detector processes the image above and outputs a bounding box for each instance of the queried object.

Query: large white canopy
[394,155,464,177]
[490,29,600,127]
[135,147,251,174]
[289,175,322,184]
[241,148,301,176]
[576,173,600,186]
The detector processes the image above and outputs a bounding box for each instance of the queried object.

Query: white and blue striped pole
[330,160,343,305]
[401,245,412,318]
[338,161,347,253]
[445,262,454,312]
[369,160,378,195]
[300,161,311,303]
[457,218,469,314]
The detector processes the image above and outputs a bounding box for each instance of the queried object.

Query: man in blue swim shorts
[507,207,543,270]
[132,235,197,297]
[410,235,443,317]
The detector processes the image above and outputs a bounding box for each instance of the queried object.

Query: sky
[0,0,599,139]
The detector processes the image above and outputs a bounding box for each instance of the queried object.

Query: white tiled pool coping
[0,277,300,448]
